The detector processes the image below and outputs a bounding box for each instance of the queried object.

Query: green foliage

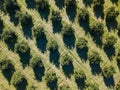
[30,56,44,69]
[15,41,30,55]
[11,71,27,86]
[32,25,45,39]
[74,69,86,82]
[88,50,102,64]
[51,10,62,22]
[102,66,115,78]
[115,80,120,90]
[4,0,20,14]
[89,21,104,36]
[76,37,88,49]
[106,6,119,21]
[1,29,17,44]
[45,71,58,88]
[0,58,14,70]
[47,39,58,51]
[16,11,33,26]
[103,34,117,48]
[78,8,89,21]
[85,81,99,90]
[58,84,71,90]
[60,53,73,66]
[35,0,49,10]
[61,24,74,36]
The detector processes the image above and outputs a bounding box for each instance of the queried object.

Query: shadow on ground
[104,46,115,60]
[0,0,4,11]
[77,48,88,61]
[93,5,104,19]
[111,0,118,4]
[76,78,86,90]
[16,78,28,90]
[0,19,4,34]
[25,0,35,9]
[2,63,15,83]
[90,64,101,75]
[90,34,103,48]
[33,65,45,81]
[66,2,77,22]
[117,61,120,71]
[36,34,47,53]
[22,23,33,39]
[79,17,89,34]
[54,0,64,9]
[9,13,19,26]
[103,76,114,88]
[63,34,76,49]
[83,0,92,7]
[106,19,118,31]
[5,34,17,51]
[52,20,62,33]
[49,48,60,67]
[38,6,50,21]
[19,51,31,68]
[62,62,74,78]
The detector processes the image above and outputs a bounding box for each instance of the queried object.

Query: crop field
[0,0,120,90]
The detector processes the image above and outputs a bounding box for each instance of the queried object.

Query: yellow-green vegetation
[0,0,120,90]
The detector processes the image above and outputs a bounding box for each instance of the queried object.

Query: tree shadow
[93,5,104,19]
[118,31,120,37]
[111,0,118,4]
[0,0,4,11]
[36,34,47,53]
[104,46,115,60]
[117,61,120,71]
[103,76,115,87]
[106,19,118,31]
[62,62,74,78]
[6,1,20,26]
[5,33,17,51]
[48,81,57,90]
[75,78,86,90]
[9,14,19,26]
[16,78,28,90]
[19,51,31,68]
[0,19,4,34]
[77,48,88,61]
[83,0,92,7]
[22,21,33,39]
[52,20,62,33]
[38,6,50,21]
[54,0,64,9]
[79,16,89,34]
[90,64,101,75]
[25,0,35,9]
[90,34,103,48]
[66,2,77,22]
[2,63,15,83]
[33,65,45,81]
[50,48,60,67]
[63,34,76,49]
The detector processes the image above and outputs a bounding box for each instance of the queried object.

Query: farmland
[0,0,120,90]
